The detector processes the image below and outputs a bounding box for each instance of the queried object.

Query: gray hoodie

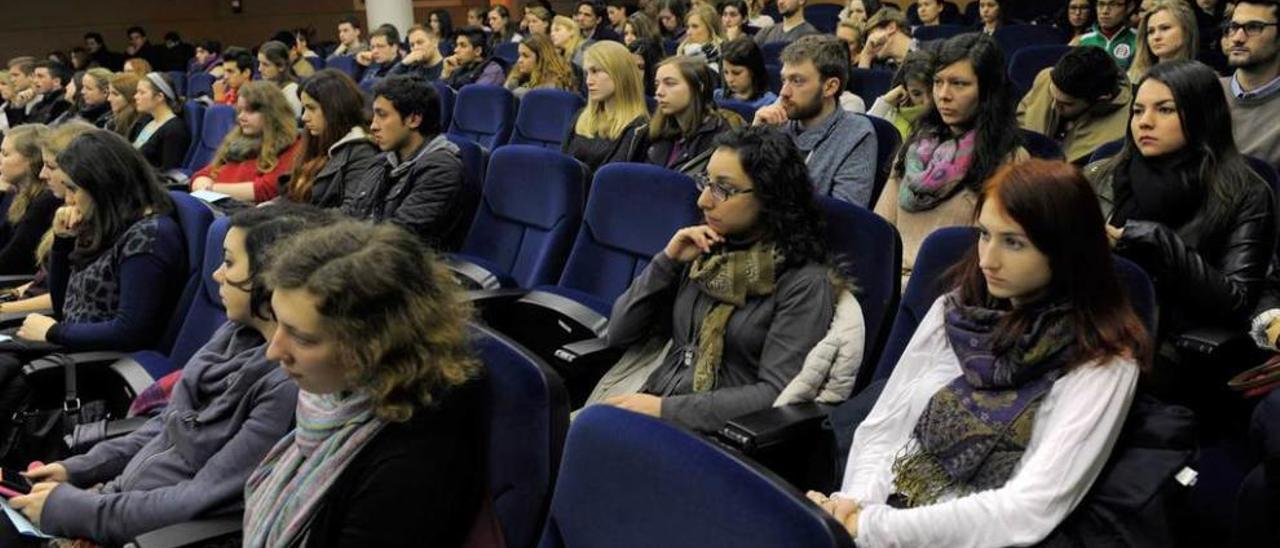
[41,322,298,544]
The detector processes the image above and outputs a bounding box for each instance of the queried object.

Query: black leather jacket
[629,112,736,176]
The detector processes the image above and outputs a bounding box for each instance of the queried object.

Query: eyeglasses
[1222,21,1280,38]
[694,174,754,203]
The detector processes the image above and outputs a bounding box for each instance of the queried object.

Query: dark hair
[84,32,105,45]
[58,130,173,264]
[895,33,1021,194]
[455,26,489,57]
[605,0,629,8]
[370,24,401,46]
[655,0,688,37]
[229,203,340,320]
[628,38,664,96]
[1050,46,1120,102]
[198,40,223,55]
[950,159,1149,368]
[891,48,935,89]
[163,31,182,43]
[372,75,442,137]
[289,69,368,202]
[294,26,316,46]
[429,9,455,40]
[711,126,829,268]
[1056,0,1096,34]
[33,60,73,88]
[780,34,850,92]
[1102,60,1264,240]
[1236,0,1280,20]
[126,26,146,38]
[224,47,256,73]
[258,40,298,85]
[649,56,719,141]
[338,15,363,31]
[490,5,520,41]
[720,38,769,100]
[718,0,749,18]
[578,0,608,19]
[269,30,298,50]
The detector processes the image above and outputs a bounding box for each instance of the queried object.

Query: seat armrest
[22,351,129,376]
[0,275,34,288]
[556,337,624,408]
[1174,327,1252,358]
[127,516,243,548]
[516,290,610,338]
[0,308,52,327]
[110,355,166,398]
[717,402,835,453]
[445,255,514,291]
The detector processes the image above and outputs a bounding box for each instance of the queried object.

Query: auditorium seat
[865,114,901,207]
[435,80,457,130]
[448,84,517,150]
[180,100,206,169]
[509,88,586,149]
[1089,138,1125,164]
[538,405,854,548]
[806,4,843,33]
[847,68,894,112]
[715,98,760,124]
[444,134,488,251]
[1019,128,1066,160]
[305,56,324,72]
[186,73,215,99]
[912,24,969,43]
[762,41,789,68]
[166,71,187,98]
[1007,44,1072,99]
[184,104,236,173]
[495,41,521,65]
[449,145,586,290]
[324,55,358,78]
[993,24,1067,57]
[766,64,784,95]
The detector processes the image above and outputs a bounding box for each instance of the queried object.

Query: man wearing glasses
[1221,0,1280,169]
[1079,0,1138,69]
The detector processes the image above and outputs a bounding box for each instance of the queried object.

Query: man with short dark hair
[329,16,369,60]
[24,60,73,124]
[577,1,622,42]
[1220,0,1280,168]
[346,76,472,250]
[124,26,163,68]
[753,35,878,207]
[915,0,944,27]
[1017,47,1131,165]
[1079,0,1138,69]
[83,32,123,70]
[442,27,507,88]
[755,0,819,46]
[857,7,915,70]
[358,25,404,87]
[605,0,629,35]
[161,31,195,72]
[214,48,254,106]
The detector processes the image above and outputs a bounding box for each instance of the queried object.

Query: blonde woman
[551,15,587,66]
[0,124,53,275]
[1128,0,1198,83]
[504,34,578,99]
[191,81,301,203]
[562,41,649,175]
[524,6,554,36]
[679,4,727,69]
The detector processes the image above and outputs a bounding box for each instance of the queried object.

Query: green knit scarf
[686,241,781,392]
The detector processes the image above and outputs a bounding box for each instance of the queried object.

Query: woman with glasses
[593,126,838,433]
[1058,0,1096,45]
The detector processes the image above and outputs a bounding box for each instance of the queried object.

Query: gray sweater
[41,322,298,544]
[1221,75,1280,170]
[608,251,834,432]
[785,108,878,207]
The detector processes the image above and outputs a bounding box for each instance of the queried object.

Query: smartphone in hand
[0,468,32,498]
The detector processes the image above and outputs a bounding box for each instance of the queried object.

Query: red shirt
[192,138,302,203]
[218,85,238,107]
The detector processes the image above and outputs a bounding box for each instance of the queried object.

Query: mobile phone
[0,468,32,498]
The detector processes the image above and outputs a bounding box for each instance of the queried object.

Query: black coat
[633,113,734,176]
[130,114,191,172]
[285,134,381,210]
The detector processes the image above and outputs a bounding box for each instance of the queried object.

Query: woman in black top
[281,70,380,209]
[130,72,190,171]
[78,68,114,128]
[243,220,487,548]
[0,124,56,275]
[562,41,650,176]
[634,56,739,176]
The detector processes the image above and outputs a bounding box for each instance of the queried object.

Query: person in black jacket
[633,55,740,175]
[1085,60,1276,406]
[23,61,72,126]
[0,124,55,275]
[244,219,487,548]
[388,25,446,82]
[343,76,473,250]
[281,70,380,209]
[129,72,190,172]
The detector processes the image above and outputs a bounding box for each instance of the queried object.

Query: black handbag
[0,354,109,469]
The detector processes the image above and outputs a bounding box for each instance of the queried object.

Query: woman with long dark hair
[600,126,837,432]
[488,5,524,46]
[1086,59,1274,402]
[713,37,778,108]
[281,70,379,209]
[257,40,302,118]
[811,159,1146,546]
[1058,0,1095,45]
[874,33,1024,285]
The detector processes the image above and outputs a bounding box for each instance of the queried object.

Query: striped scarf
[243,390,387,548]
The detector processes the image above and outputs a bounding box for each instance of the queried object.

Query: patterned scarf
[891,295,1076,507]
[686,241,781,392]
[898,130,977,212]
[243,390,387,548]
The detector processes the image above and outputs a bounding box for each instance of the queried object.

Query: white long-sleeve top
[834,296,1139,548]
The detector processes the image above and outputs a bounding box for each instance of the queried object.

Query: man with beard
[1220,0,1280,169]
[344,76,473,251]
[754,0,819,46]
[753,35,877,207]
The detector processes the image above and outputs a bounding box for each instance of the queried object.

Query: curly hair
[210,80,299,175]
[264,220,480,422]
[712,126,828,268]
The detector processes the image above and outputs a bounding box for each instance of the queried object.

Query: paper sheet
[0,498,52,539]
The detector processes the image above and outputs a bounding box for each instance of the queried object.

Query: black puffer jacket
[288,128,381,210]
[630,110,741,176]
[1087,159,1277,334]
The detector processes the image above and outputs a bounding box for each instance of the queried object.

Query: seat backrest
[762,41,789,67]
[1019,128,1065,160]
[473,323,569,548]
[167,71,187,98]
[766,66,784,95]
[1007,44,1072,98]
[166,216,231,373]
[557,163,701,305]
[187,73,215,98]
[912,24,970,43]
[462,146,585,287]
[993,24,1067,56]
[448,84,517,150]
[325,55,357,77]
[865,114,901,207]
[186,105,236,171]
[1088,139,1124,164]
[872,227,1160,382]
[716,99,759,125]
[848,68,894,110]
[806,3,843,33]
[181,101,207,169]
[156,192,215,358]
[306,56,325,72]
[538,406,853,548]
[495,41,521,65]
[435,80,457,130]
[444,134,488,252]
[818,197,901,387]
[510,89,586,149]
